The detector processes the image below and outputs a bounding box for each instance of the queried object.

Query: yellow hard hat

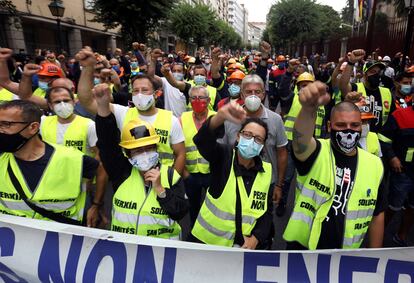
[296,72,315,84]
[119,119,159,149]
[227,58,237,65]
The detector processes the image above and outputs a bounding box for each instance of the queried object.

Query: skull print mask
[330,129,361,154]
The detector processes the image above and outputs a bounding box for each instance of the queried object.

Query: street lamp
[402,0,414,70]
[48,0,65,54]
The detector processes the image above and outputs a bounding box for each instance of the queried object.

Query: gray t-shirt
[221,105,288,183]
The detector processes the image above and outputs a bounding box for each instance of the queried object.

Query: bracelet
[91,200,104,207]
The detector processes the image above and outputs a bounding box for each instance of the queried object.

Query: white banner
[0,214,413,283]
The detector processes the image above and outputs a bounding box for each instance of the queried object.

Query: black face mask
[330,129,361,154]
[367,74,380,89]
[0,123,32,153]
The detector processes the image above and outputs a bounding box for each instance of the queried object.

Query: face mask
[228,84,241,98]
[0,123,32,152]
[38,81,49,91]
[400,84,412,95]
[112,65,121,75]
[93,78,101,85]
[361,123,370,138]
[267,64,273,70]
[128,151,159,172]
[191,99,208,113]
[53,102,74,119]
[330,129,361,154]
[68,64,74,69]
[173,72,184,81]
[278,63,285,69]
[367,74,380,88]
[132,92,155,111]
[194,75,206,86]
[237,135,264,159]
[204,59,211,64]
[131,62,138,69]
[244,95,261,112]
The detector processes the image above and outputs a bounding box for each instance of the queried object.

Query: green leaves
[91,0,176,43]
[168,3,242,49]
[266,0,344,48]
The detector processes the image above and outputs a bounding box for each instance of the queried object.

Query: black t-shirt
[293,140,386,249]
[14,143,98,192]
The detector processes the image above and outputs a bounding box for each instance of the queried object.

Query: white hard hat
[382,55,391,62]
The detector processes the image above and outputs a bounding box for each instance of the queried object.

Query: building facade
[248,22,265,47]
[228,0,248,43]
[0,0,120,56]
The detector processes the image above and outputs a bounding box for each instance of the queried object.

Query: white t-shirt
[112,104,184,145]
[40,115,98,152]
[161,77,187,117]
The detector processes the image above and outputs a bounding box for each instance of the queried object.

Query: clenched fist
[298,81,330,110]
[75,47,96,68]
[348,49,365,64]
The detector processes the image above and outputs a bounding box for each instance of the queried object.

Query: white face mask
[53,102,74,119]
[244,95,261,112]
[128,151,159,172]
[132,92,155,111]
[361,123,370,138]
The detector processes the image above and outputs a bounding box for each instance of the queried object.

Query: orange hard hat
[228,70,246,81]
[276,55,286,62]
[355,98,375,120]
[407,65,414,74]
[37,63,64,78]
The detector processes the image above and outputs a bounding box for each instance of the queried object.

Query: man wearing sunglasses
[0,100,98,224]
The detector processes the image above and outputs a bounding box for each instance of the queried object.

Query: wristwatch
[158,190,167,199]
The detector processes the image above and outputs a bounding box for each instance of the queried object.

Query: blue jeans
[184,173,211,226]
[388,171,414,211]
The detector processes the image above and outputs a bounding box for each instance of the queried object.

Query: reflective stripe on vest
[181,110,215,173]
[0,88,14,102]
[111,165,182,239]
[283,139,383,249]
[123,108,175,167]
[0,144,85,221]
[356,83,392,125]
[41,115,91,154]
[284,89,325,140]
[187,81,217,111]
[192,153,272,246]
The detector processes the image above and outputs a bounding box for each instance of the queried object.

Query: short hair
[241,74,264,91]
[0,100,43,123]
[46,87,75,103]
[194,65,207,73]
[330,101,361,120]
[189,85,209,98]
[240,117,269,142]
[131,73,161,91]
[394,71,412,82]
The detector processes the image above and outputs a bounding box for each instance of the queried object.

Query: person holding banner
[93,83,189,239]
[191,100,274,249]
[283,81,386,250]
[0,100,98,225]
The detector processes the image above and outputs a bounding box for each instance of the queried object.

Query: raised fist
[348,49,366,64]
[260,41,271,54]
[211,47,222,61]
[23,63,41,77]
[298,81,330,110]
[75,47,96,67]
[92,83,112,105]
[0,48,13,61]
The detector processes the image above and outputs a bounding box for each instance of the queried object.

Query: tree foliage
[379,0,410,17]
[341,0,354,24]
[0,0,18,16]
[91,0,176,43]
[168,3,242,49]
[266,0,346,49]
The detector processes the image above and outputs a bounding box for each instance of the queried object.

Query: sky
[238,0,348,22]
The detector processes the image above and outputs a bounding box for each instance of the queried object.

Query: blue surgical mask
[38,81,49,91]
[228,84,241,97]
[194,75,206,86]
[173,72,184,81]
[131,62,138,69]
[93,78,101,85]
[237,136,264,159]
[400,84,412,95]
